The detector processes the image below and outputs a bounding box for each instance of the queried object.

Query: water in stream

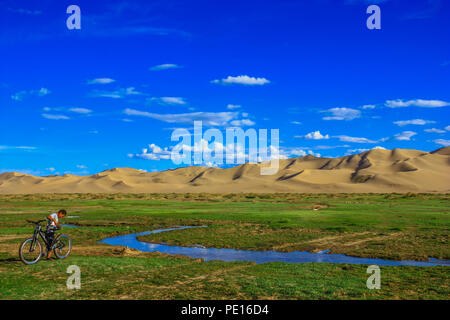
[98,226,450,267]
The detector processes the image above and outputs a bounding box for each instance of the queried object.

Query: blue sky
[1,0,449,176]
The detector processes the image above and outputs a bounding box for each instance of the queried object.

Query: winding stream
[97,226,450,267]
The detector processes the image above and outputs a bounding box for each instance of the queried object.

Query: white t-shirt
[48,213,58,227]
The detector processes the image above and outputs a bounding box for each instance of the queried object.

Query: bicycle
[19,219,72,265]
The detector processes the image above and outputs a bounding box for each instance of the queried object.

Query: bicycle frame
[31,222,51,251]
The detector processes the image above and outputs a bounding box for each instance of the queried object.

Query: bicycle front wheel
[53,234,72,259]
[19,238,42,265]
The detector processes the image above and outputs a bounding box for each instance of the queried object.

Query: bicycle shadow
[0,257,22,264]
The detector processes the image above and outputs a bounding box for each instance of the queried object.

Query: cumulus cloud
[298,131,330,140]
[87,78,115,85]
[424,128,446,133]
[394,131,417,141]
[42,114,70,120]
[288,148,321,157]
[227,104,241,110]
[434,139,450,147]
[149,64,180,71]
[393,119,436,126]
[211,75,270,86]
[124,108,239,126]
[385,99,450,108]
[130,140,287,166]
[289,149,307,156]
[11,88,51,101]
[361,104,376,109]
[322,108,361,121]
[128,143,171,160]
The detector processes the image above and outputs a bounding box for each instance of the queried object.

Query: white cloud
[424,128,446,133]
[394,131,417,141]
[361,104,376,109]
[322,108,361,121]
[0,145,37,151]
[0,168,40,175]
[385,99,450,108]
[149,64,180,71]
[46,167,56,172]
[8,8,42,15]
[129,144,173,161]
[38,88,50,95]
[347,146,386,154]
[227,104,241,110]
[289,149,307,156]
[11,87,51,101]
[446,126,450,131]
[308,150,321,157]
[434,139,450,147]
[149,97,186,105]
[291,121,302,125]
[314,145,350,150]
[124,108,239,126]
[335,135,377,143]
[211,75,270,86]
[287,148,320,157]
[162,97,186,105]
[76,165,87,169]
[229,119,255,127]
[393,119,436,126]
[130,140,288,165]
[299,131,330,140]
[89,87,143,99]
[69,108,92,114]
[87,78,115,85]
[42,114,70,120]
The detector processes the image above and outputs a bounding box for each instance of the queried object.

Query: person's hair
[58,209,67,216]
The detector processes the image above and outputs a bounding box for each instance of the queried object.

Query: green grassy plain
[0,193,448,299]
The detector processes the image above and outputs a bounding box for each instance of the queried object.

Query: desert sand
[1,147,449,194]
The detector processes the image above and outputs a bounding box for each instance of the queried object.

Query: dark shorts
[45,226,55,250]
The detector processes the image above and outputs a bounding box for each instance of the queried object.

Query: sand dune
[1,147,449,194]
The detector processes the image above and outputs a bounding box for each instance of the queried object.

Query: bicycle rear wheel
[19,238,42,265]
[53,234,72,259]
